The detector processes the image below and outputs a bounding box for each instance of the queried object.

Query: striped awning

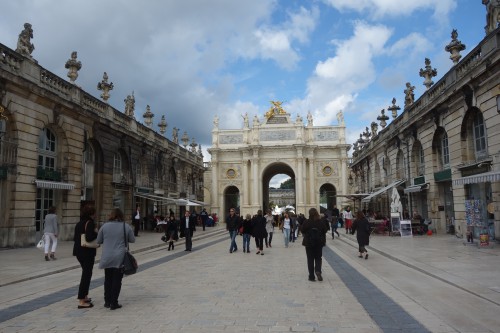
[361,179,405,203]
[404,183,429,193]
[34,180,75,190]
[453,171,500,186]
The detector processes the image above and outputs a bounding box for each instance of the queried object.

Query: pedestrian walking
[343,206,353,234]
[43,206,58,261]
[282,211,292,248]
[73,204,98,309]
[96,208,135,310]
[351,211,370,259]
[226,207,240,253]
[252,210,267,255]
[132,205,141,237]
[182,210,196,251]
[264,209,274,247]
[242,214,253,253]
[200,208,208,231]
[166,215,178,251]
[300,207,328,282]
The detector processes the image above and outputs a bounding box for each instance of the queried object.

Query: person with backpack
[351,210,371,259]
[300,207,328,282]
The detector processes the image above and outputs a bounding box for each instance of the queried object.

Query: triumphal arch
[205,102,350,218]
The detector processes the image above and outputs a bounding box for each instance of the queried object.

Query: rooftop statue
[16,23,35,59]
[404,82,415,107]
[307,111,313,126]
[483,0,500,34]
[336,110,344,125]
[124,92,135,117]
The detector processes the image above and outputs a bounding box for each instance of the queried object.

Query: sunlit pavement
[1,226,499,332]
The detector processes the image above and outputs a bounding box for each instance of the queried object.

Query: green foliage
[280,178,295,189]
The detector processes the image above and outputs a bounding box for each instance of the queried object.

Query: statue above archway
[265,100,287,120]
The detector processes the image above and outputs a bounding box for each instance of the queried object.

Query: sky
[0,0,488,188]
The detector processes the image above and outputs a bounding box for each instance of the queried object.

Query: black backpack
[308,227,322,246]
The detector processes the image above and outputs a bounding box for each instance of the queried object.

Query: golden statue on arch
[265,100,287,119]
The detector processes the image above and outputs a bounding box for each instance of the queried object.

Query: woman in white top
[282,212,291,248]
[43,206,58,261]
[265,210,274,248]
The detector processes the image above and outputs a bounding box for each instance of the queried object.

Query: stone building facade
[350,21,500,240]
[205,103,350,219]
[0,25,204,247]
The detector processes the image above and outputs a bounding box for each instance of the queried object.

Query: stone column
[251,149,259,209]
[309,157,315,206]
[296,147,304,207]
[242,151,249,207]
[341,157,347,199]
[211,152,219,215]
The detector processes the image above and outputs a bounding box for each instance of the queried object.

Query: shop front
[453,169,500,242]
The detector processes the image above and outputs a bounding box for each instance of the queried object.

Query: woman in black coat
[251,210,267,255]
[73,204,98,308]
[300,208,328,282]
[351,210,370,259]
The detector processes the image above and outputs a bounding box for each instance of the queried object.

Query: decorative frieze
[219,134,243,144]
[260,130,296,141]
[314,130,338,141]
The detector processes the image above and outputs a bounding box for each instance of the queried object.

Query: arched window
[38,128,57,171]
[113,152,122,183]
[473,113,487,158]
[441,132,449,168]
[36,128,57,232]
[83,144,95,200]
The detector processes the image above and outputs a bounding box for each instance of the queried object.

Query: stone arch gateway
[206,105,350,218]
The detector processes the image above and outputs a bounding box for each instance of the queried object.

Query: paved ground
[0,225,499,332]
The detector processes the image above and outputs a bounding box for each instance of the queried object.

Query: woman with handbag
[73,204,98,309]
[166,215,178,251]
[96,208,135,310]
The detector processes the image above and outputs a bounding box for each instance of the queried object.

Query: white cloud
[287,21,392,126]
[322,0,456,19]
[253,6,319,70]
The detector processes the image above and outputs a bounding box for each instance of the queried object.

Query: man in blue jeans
[226,208,240,253]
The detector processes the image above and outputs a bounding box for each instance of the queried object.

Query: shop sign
[479,234,489,247]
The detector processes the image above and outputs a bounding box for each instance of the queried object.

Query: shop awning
[361,179,405,203]
[34,180,75,190]
[336,193,371,201]
[175,198,202,206]
[134,193,177,205]
[404,183,429,193]
[452,171,500,186]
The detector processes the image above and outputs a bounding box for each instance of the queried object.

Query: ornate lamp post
[419,58,437,90]
[143,105,154,128]
[445,29,466,65]
[158,115,167,135]
[388,98,401,119]
[181,131,189,148]
[377,109,389,128]
[65,51,81,83]
[97,72,114,103]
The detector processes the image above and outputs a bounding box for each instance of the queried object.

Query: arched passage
[262,162,295,212]
[224,186,240,216]
[319,183,337,214]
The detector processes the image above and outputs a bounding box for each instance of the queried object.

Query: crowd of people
[34,202,374,310]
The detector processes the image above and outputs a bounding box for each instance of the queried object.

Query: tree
[280,178,295,189]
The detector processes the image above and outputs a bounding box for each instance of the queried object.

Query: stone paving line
[0,226,499,332]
